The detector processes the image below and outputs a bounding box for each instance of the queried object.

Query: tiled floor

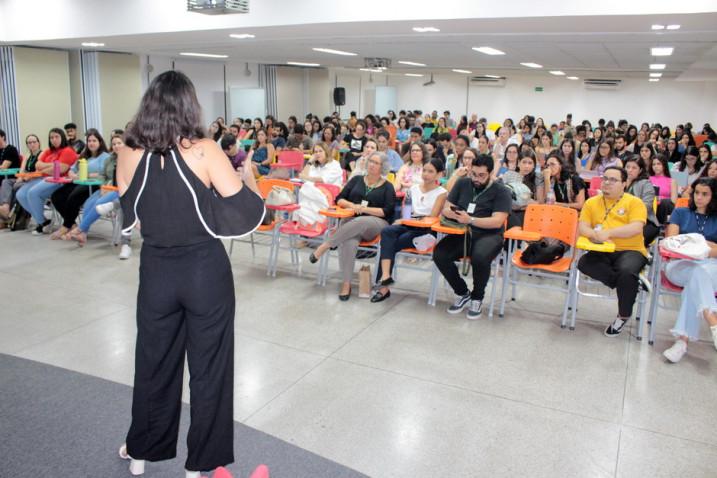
[2,224,716,477]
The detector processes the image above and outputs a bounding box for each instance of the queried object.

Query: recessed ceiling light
[650,72,663,77]
[82,42,105,47]
[180,52,228,58]
[649,78,660,82]
[312,48,357,56]
[651,24,665,30]
[360,68,382,72]
[287,61,320,67]
[549,70,565,76]
[405,73,424,77]
[398,61,426,67]
[567,76,579,80]
[650,63,666,70]
[452,69,472,74]
[666,24,680,30]
[472,47,506,56]
[413,27,440,33]
[520,62,543,69]
[651,47,674,56]
[229,33,255,39]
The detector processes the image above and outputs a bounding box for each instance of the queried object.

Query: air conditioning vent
[583,79,622,90]
[187,0,249,14]
[469,76,506,87]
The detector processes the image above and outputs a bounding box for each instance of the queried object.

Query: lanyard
[601,194,624,223]
[471,181,493,203]
[555,181,568,201]
[695,213,707,234]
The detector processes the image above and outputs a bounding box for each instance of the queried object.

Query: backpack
[521,238,568,265]
[505,181,532,209]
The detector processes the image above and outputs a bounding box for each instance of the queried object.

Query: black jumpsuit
[120,147,264,472]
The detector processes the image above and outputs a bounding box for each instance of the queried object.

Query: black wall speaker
[333,87,346,106]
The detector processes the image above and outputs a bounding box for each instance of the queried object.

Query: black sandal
[339,286,351,301]
[309,253,319,264]
[370,289,391,303]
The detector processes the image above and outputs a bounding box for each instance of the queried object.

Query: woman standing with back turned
[116,71,265,477]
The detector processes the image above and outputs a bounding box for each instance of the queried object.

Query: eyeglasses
[368,159,382,166]
[410,149,422,153]
[601,176,622,184]
[470,171,490,179]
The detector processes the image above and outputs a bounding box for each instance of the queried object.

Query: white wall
[327,68,717,127]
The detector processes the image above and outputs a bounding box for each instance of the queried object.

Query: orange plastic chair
[694,134,708,146]
[499,204,579,325]
[675,197,689,208]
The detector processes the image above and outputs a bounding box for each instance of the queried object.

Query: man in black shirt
[64,122,85,154]
[0,129,21,170]
[614,135,630,162]
[433,154,512,319]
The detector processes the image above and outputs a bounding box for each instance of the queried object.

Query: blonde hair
[313,142,334,163]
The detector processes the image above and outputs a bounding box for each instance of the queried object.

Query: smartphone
[450,204,464,213]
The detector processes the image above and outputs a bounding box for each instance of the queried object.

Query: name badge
[361,200,369,208]
[594,224,603,231]
[467,203,476,214]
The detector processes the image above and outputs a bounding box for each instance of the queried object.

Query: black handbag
[521,238,567,265]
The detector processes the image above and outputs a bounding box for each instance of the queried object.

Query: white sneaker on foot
[119,244,132,260]
[119,444,145,475]
[95,201,116,216]
[663,340,687,363]
[185,471,201,478]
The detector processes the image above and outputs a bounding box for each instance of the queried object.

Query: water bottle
[401,190,413,220]
[52,160,61,180]
[78,158,88,181]
[546,188,556,205]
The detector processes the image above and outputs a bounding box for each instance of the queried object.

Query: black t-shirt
[0,144,21,169]
[343,134,367,156]
[447,177,512,234]
[337,175,396,223]
[552,174,586,204]
[70,139,85,155]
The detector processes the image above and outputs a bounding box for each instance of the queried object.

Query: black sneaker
[447,293,471,314]
[32,219,50,236]
[604,317,628,337]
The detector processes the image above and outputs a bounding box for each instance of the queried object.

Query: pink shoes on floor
[204,464,269,478]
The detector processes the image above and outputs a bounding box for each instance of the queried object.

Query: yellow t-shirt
[579,192,647,255]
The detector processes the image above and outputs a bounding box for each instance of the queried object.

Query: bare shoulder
[116,146,145,192]
[179,138,224,162]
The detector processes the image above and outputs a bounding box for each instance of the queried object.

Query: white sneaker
[185,471,201,478]
[663,340,687,363]
[119,444,145,475]
[119,244,132,260]
[711,325,717,351]
[95,201,116,216]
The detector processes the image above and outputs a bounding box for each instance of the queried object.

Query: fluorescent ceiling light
[483,74,501,78]
[650,63,666,70]
[405,73,424,77]
[452,69,472,74]
[567,76,579,80]
[312,48,357,56]
[651,47,674,56]
[360,68,382,72]
[651,24,665,30]
[649,78,660,82]
[472,46,506,56]
[650,72,663,77]
[229,33,255,39]
[413,27,440,33]
[666,24,680,30]
[82,42,104,47]
[520,62,543,69]
[180,52,228,58]
[549,70,565,76]
[398,61,426,67]
[287,61,320,67]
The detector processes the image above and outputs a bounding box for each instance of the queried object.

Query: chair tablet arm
[266,203,300,212]
[101,185,119,192]
[320,207,355,218]
[400,217,439,228]
[504,227,542,242]
[576,236,616,252]
[430,224,466,235]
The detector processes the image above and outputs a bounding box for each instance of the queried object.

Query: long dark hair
[124,70,205,153]
[79,128,109,159]
[689,178,717,216]
[517,151,537,195]
[678,146,704,173]
[48,128,69,151]
[624,156,650,182]
[649,154,671,178]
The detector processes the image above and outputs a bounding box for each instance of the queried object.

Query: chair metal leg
[499,242,514,318]
[488,255,500,319]
[428,263,440,306]
[250,233,256,257]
